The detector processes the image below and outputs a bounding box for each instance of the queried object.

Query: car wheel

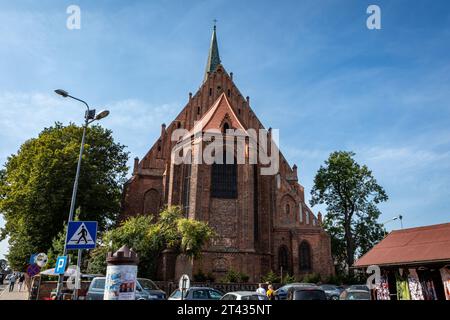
[331,295,339,300]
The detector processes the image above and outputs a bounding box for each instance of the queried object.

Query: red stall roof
[354,222,450,268]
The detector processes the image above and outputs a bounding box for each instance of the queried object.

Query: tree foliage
[310,151,388,274]
[0,123,128,269]
[86,206,216,278]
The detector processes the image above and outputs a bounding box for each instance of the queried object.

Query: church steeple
[204,22,221,82]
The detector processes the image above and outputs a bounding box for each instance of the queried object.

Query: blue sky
[1,0,449,259]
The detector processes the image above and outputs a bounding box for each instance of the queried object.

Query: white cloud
[0,91,179,165]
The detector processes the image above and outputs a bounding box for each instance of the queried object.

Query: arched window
[211,151,237,199]
[223,122,230,134]
[299,241,312,271]
[285,203,290,215]
[278,246,289,272]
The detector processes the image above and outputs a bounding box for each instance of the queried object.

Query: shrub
[239,272,250,283]
[206,272,216,282]
[302,273,322,284]
[282,273,296,285]
[261,270,280,284]
[220,270,250,283]
[193,269,208,282]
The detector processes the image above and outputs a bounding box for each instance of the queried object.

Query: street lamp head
[95,109,110,120]
[54,89,69,97]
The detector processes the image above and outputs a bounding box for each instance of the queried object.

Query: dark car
[286,286,327,300]
[86,277,166,300]
[340,289,371,300]
[320,284,344,300]
[274,283,317,300]
[168,287,223,300]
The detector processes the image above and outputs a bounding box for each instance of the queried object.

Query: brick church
[121,25,334,282]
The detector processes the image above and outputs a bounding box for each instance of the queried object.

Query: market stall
[354,222,450,300]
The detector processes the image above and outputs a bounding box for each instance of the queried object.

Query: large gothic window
[211,151,237,199]
[278,246,289,272]
[299,241,312,271]
[182,164,191,217]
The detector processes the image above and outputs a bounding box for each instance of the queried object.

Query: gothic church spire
[204,22,221,82]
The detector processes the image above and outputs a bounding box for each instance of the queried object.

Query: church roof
[187,92,247,138]
[204,24,221,82]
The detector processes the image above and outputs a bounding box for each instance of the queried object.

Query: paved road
[0,284,28,300]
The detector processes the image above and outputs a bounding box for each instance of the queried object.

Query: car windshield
[347,292,370,300]
[321,285,336,290]
[170,289,188,299]
[293,290,326,300]
[350,285,369,291]
[92,279,106,289]
[208,290,222,300]
[137,279,159,290]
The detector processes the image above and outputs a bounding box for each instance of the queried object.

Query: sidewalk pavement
[0,286,29,300]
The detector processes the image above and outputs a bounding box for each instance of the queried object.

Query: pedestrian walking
[8,273,17,292]
[18,273,25,291]
[267,284,275,300]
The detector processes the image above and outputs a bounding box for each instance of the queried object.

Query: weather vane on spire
[213,19,217,30]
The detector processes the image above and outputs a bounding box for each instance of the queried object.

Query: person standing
[8,273,17,292]
[266,284,275,300]
[18,273,25,291]
[256,283,266,295]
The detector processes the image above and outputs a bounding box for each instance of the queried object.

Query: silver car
[168,287,223,300]
[86,277,166,300]
[221,291,268,300]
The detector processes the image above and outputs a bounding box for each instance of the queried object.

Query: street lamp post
[54,89,109,300]
[382,215,404,236]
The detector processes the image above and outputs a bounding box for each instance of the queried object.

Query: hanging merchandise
[407,269,424,300]
[396,270,411,300]
[440,267,450,300]
[376,274,390,300]
[418,270,438,300]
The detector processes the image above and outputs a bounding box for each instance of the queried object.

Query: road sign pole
[73,249,82,300]
[56,118,88,299]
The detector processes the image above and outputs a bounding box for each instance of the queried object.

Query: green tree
[0,123,128,269]
[310,151,388,274]
[86,206,216,278]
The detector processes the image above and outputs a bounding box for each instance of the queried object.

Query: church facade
[121,26,334,282]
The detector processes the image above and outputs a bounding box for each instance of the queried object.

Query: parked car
[348,284,370,291]
[168,287,223,300]
[221,291,268,300]
[86,277,166,300]
[274,283,317,300]
[320,284,344,300]
[340,289,371,300]
[286,286,327,300]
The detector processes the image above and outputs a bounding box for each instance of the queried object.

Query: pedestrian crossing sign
[66,221,97,250]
